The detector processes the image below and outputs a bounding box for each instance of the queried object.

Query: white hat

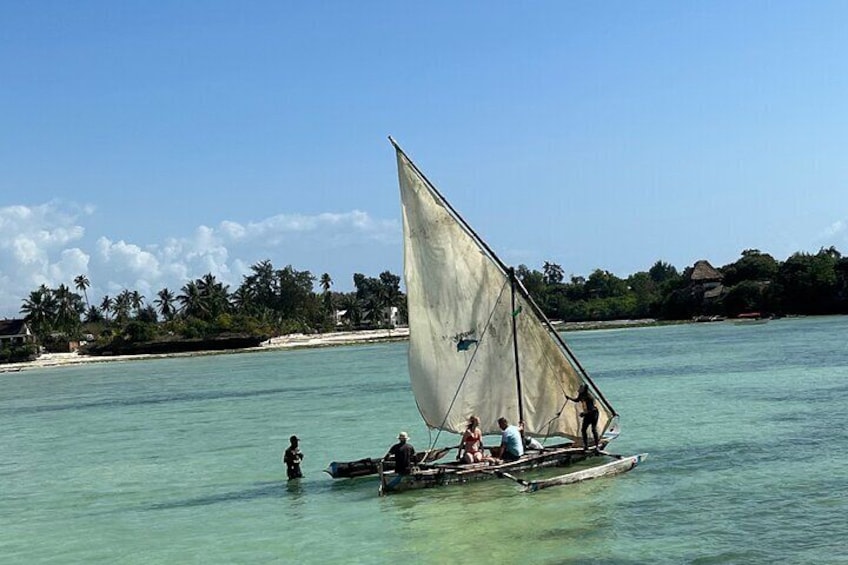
[398,431,409,440]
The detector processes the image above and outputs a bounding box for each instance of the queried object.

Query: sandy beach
[0,319,666,374]
[0,328,411,373]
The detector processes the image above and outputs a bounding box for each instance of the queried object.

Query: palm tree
[154,288,176,321]
[249,260,275,306]
[338,293,362,328]
[83,305,103,323]
[53,284,84,335]
[113,290,132,323]
[74,274,91,310]
[319,273,334,321]
[178,280,203,319]
[20,285,57,337]
[99,295,113,321]
[319,273,333,293]
[130,291,145,318]
[230,285,255,315]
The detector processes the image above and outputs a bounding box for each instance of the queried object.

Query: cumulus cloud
[0,202,400,317]
[0,202,90,308]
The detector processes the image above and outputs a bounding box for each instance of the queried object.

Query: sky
[2,1,847,317]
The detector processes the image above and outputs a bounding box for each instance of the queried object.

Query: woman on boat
[566,383,601,453]
[458,415,484,464]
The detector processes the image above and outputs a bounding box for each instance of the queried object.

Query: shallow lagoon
[2,316,846,563]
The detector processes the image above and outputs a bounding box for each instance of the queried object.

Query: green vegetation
[18,261,406,353]
[0,343,38,363]
[17,246,848,354]
[518,247,848,322]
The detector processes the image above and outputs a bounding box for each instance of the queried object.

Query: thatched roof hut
[689,260,723,283]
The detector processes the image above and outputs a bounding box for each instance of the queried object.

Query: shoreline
[0,318,682,373]
[0,328,412,373]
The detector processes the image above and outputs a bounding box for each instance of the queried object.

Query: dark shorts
[503,450,520,462]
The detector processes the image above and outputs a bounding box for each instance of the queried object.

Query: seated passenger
[458,415,484,464]
[491,416,524,462]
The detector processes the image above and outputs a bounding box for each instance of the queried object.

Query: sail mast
[508,268,525,424]
[511,275,618,417]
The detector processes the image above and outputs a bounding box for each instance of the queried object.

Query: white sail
[394,143,615,440]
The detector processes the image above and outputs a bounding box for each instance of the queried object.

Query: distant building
[689,260,724,300]
[0,319,35,348]
[382,306,400,328]
[334,306,400,328]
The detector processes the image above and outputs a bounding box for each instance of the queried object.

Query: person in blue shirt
[493,417,524,462]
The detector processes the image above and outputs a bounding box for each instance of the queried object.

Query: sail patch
[453,330,479,352]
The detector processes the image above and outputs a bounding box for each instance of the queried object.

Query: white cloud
[820,220,845,239]
[0,203,91,312]
[0,202,400,317]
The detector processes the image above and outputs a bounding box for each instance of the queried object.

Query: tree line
[13,246,848,355]
[517,246,848,322]
[17,260,404,353]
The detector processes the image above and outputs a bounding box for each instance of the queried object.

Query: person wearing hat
[283,435,304,480]
[565,383,601,453]
[383,431,416,475]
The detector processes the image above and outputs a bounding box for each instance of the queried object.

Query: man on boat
[492,417,524,462]
[566,384,601,453]
[283,435,304,480]
[383,431,416,475]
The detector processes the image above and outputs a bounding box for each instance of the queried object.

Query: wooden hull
[378,444,605,494]
[325,447,451,479]
[325,457,384,479]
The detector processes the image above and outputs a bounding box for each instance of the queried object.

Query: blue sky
[2,2,847,317]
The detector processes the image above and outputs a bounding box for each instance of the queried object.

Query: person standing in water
[566,383,601,453]
[283,435,304,480]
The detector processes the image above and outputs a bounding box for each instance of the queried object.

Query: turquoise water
[2,317,847,564]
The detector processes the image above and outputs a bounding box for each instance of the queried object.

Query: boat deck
[379,443,607,493]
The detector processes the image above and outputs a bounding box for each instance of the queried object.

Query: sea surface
[2,316,847,564]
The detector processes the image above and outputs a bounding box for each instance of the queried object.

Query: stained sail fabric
[395,145,614,439]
